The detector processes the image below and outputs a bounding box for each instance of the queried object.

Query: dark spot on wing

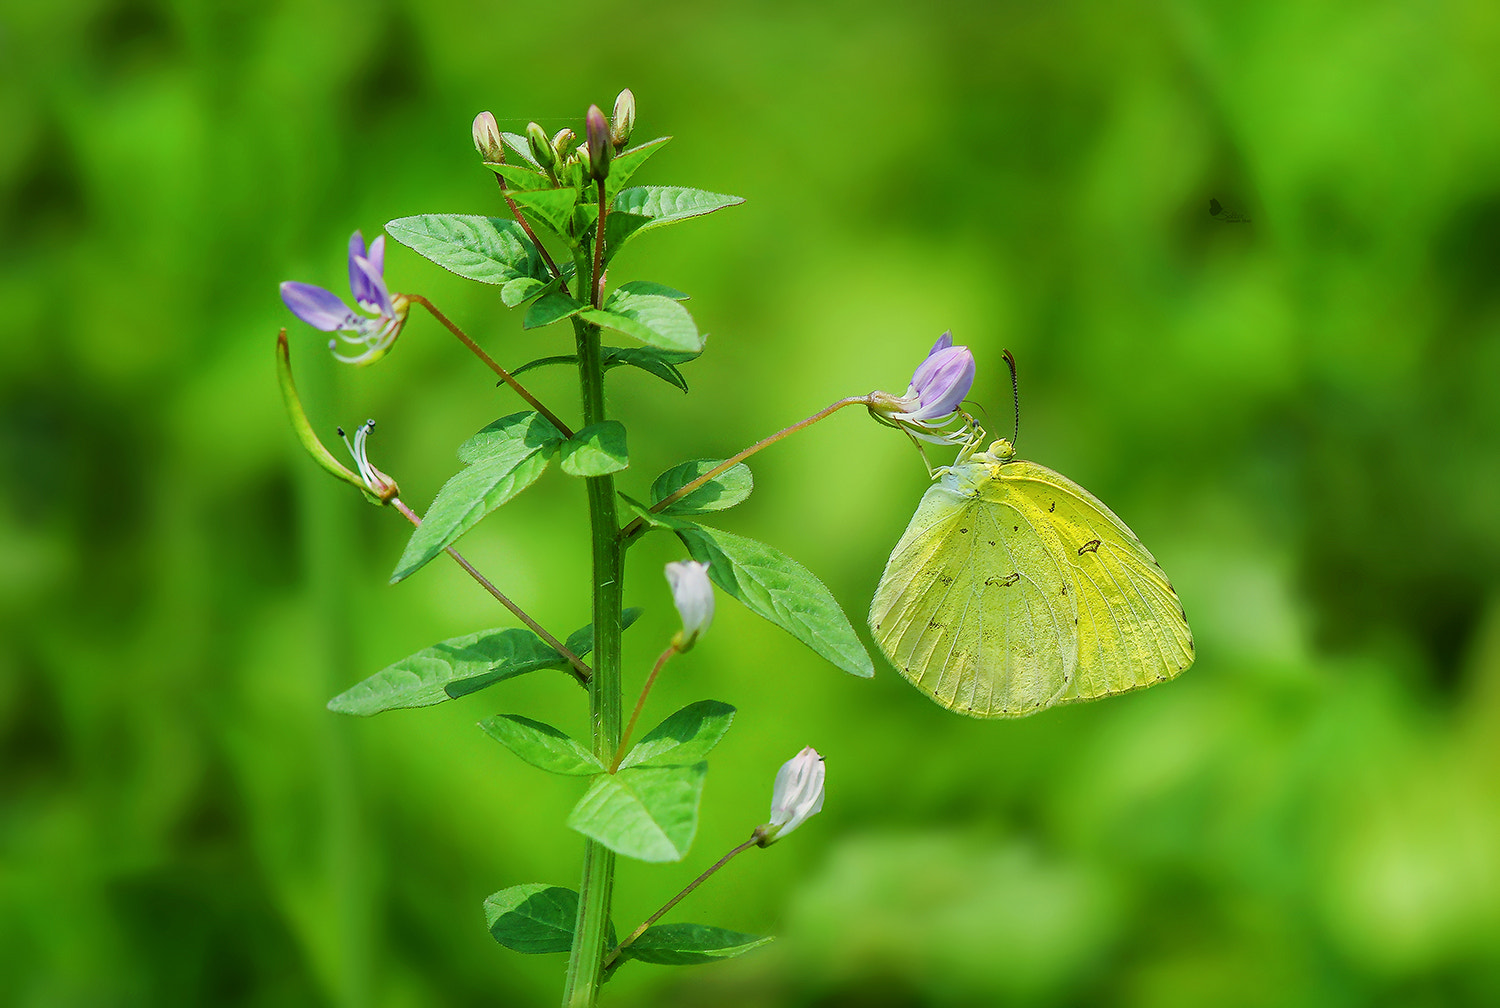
[1012,526,1019,532]
[958,527,968,534]
[1078,539,1101,555]
[987,539,996,546]
[1049,501,1056,512]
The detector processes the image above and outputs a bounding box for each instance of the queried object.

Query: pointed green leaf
[604,136,671,200]
[512,353,580,377]
[524,292,586,330]
[393,416,563,582]
[560,421,629,476]
[650,460,753,516]
[620,700,736,770]
[501,132,541,169]
[580,293,701,353]
[480,715,603,775]
[567,763,707,862]
[621,923,773,965]
[612,187,744,241]
[484,884,577,954]
[681,526,875,678]
[457,410,565,465]
[386,215,540,285]
[327,627,566,716]
[501,276,554,308]
[484,162,551,191]
[508,188,581,244]
[564,607,643,657]
[615,281,689,301]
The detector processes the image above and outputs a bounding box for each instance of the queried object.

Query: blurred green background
[5,0,1500,1005]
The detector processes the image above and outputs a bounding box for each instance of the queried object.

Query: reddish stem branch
[391,498,590,683]
[609,646,676,773]
[406,295,574,438]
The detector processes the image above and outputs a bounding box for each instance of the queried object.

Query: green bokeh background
[5,1,1500,1005]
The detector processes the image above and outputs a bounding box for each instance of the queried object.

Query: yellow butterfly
[869,437,1193,718]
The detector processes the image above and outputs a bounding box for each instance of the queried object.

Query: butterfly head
[983,438,1016,461]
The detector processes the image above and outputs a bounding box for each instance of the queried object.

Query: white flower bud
[756,747,825,845]
[665,560,713,651]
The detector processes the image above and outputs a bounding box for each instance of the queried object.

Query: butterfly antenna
[1002,349,1020,448]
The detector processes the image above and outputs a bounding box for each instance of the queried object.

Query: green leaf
[457,410,566,465]
[327,627,567,716]
[483,162,551,191]
[621,923,773,965]
[484,884,577,954]
[681,526,875,678]
[524,292,586,330]
[512,354,580,378]
[564,607,643,658]
[386,215,540,285]
[612,187,744,241]
[507,188,580,243]
[480,715,603,775]
[650,460,753,516]
[604,136,671,200]
[580,291,701,353]
[501,132,541,169]
[567,763,707,862]
[501,276,554,308]
[615,281,689,301]
[560,421,629,476]
[620,700,736,769]
[393,415,564,581]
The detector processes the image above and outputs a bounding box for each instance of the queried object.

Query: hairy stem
[407,296,574,438]
[390,498,590,682]
[621,395,871,541]
[561,316,623,1008]
[602,837,759,973]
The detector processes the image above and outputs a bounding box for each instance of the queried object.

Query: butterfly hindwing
[870,474,1079,717]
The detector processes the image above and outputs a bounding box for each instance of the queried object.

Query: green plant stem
[407,295,575,438]
[561,315,624,1008]
[609,645,677,773]
[601,837,760,973]
[621,395,872,542]
[389,498,590,682]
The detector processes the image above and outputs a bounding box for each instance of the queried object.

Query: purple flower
[899,332,976,421]
[868,332,978,445]
[280,231,408,366]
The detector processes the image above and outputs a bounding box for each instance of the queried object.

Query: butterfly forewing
[871,471,1079,717]
[993,461,1194,703]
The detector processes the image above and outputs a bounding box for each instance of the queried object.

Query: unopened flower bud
[551,128,578,163]
[526,121,557,170]
[472,111,504,163]
[665,560,713,651]
[586,104,612,181]
[611,89,636,151]
[754,747,825,846]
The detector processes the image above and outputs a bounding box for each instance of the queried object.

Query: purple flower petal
[281,282,356,332]
[351,253,392,315]
[928,331,953,355]
[347,231,382,307]
[907,345,975,420]
[366,234,385,276]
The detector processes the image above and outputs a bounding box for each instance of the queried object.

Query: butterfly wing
[870,470,1079,717]
[992,460,1194,703]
